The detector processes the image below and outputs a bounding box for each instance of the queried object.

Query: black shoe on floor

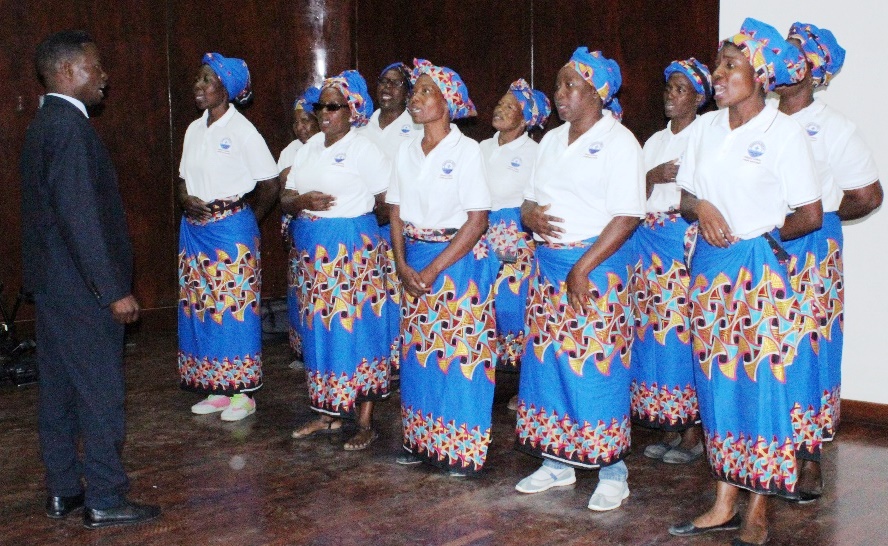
[395,452,422,465]
[668,512,742,536]
[46,493,85,519]
[83,499,161,529]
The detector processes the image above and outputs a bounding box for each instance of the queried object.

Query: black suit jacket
[20,94,133,307]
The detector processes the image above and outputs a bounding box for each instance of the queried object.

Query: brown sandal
[343,426,378,451]
[291,418,342,439]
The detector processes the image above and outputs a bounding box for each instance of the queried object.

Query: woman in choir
[278,86,321,183]
[388,59,498,476]
[178,53,279,421]
[775,22,882,502]
[631,58,710,464]
[279,86,320,359]
[359,62,422,377]
[479,79,550,412]
[361,62,421,159]
[514,48,645,512]
[667,19,821,546]
[283,70,393,451]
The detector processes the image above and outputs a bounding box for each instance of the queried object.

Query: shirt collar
[378,109,417,133]
[562,110,617,147]
[202,103,236,128]
[795,99,827,119]
[395,109,416,127]
[324,127,357,150]
[409,124,462,155]
[714,103,779,133]
[666,116,698,137]
[47,93,88,118]
[493,132,531,150]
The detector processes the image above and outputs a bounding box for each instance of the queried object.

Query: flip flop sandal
[343,427,378,451]
[291,419,342,439]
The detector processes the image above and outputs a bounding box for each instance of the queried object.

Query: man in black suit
[20,30,160,529]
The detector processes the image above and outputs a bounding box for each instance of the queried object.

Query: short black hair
[35,30,94,87]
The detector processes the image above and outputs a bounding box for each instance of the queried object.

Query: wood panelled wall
[1,0,718,329]
[1,0,174,326]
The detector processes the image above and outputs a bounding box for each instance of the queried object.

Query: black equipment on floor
[0,283,38,387]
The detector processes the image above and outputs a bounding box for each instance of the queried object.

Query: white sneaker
[587,479,630,511]
[191,394,230,415]
[220,394,256,422]
[515,465,576,494]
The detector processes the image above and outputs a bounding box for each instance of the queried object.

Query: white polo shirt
[790,100,879,213]
[643,119,696,213]
[285,128,391,218]
[277,139,303,173]
[387,124,491,229]
[179,106,278,202]
[358,109,422,161]
[676,105,820,240]
[479,132,539,211]
[525,110,646,243]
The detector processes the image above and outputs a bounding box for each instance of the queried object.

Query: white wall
[719,3,887,403]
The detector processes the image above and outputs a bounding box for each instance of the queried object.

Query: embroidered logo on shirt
[584,141,604,158]
[219,138,232,153]
[441,160,455,176]
[748,141,766,157]
[400,124,411,134]
[510,157,522,168]
[334,153,346,165]
[744,141,766,164]
[805,123,821,137]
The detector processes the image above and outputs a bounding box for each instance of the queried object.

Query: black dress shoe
[83,500,161,529]
[668,512,742,536]
[46,493,85,519]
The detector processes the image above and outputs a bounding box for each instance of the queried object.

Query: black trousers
[35,294,129,509]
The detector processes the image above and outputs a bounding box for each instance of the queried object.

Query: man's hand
[110,294,140,324]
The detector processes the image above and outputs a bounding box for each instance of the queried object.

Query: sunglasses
[312,102,349,113]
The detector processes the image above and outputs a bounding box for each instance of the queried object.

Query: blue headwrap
[411,59,477,120]
[664,58,712,106]
[202,52,252,104]
[508,78,552,129]
[721,18,805,92]
[566,47,623,120]
[293,86,321,113]
[322,70,375,127]
[788,22,846,88]
[379,62,413,93]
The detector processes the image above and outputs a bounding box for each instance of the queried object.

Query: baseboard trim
[842,399,888,428]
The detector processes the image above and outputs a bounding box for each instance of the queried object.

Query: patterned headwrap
[788,22,846,88]
[202,52,252,104]
[322,70,375,127]
[379,62,413,93]
[565,47,623,121]
[664,58,712,106]
[720,18,805,92]
[293,86,321,113]
[411,58,477,120]
[508,78,552,129]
